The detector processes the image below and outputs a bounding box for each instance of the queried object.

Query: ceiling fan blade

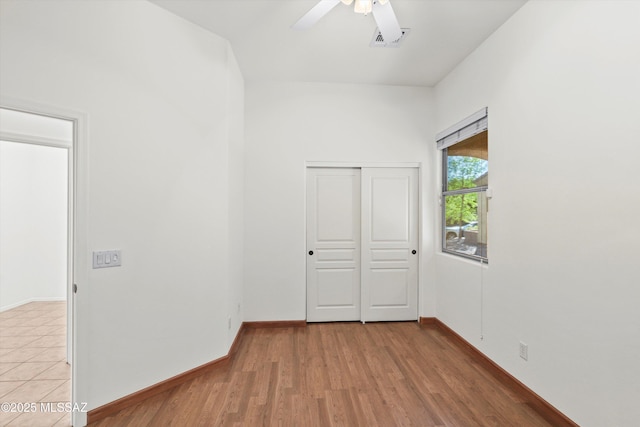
[292,0,342,30]
[372,0,402,42]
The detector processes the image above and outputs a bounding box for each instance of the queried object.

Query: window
[437,108,488,261]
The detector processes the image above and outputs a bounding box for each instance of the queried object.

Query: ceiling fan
[292,0,403,44]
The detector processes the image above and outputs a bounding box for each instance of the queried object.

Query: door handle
[412,250,417,255]
[308,250,314,256]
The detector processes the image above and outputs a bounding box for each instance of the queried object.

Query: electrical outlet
[228,316,232,330]
[519,341,528,361]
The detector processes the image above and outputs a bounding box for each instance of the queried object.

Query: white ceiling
[151,0,527,87]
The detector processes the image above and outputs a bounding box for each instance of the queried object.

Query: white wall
[434,1,640,426]
[0,141,68,311]
[227,49,245,347]
[244,81,436,321]
[0,0,244,417]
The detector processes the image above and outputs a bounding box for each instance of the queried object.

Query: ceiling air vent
[370,28,410,48]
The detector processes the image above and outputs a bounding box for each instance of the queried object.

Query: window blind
[436,107,488,150]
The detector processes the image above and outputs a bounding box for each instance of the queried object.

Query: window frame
[438,108,489,263]
[441,149,488,262]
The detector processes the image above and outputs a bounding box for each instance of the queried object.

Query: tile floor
[0,301,71,426]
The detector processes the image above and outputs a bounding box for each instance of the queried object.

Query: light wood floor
[0,301,70,427]
[90,322,553,426]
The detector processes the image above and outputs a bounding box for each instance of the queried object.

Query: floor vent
[370,28,410,48]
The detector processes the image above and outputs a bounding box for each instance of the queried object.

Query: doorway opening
[0,107,75,426]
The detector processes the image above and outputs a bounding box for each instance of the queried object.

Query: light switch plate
[93,250,122,269]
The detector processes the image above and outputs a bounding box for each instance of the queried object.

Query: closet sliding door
[306,168,361,322]
[307,167,418,323]
[361,168,419,322]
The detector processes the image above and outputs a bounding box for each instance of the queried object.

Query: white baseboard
[0,297,67,313]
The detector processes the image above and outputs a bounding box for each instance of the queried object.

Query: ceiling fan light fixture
[354,0,372,15]
[292,0,404,48]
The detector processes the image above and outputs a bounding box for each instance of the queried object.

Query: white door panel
[370,177,411,242]
[361,168,418,322]
[307,168,361,322]
[315,174,358,242]
[315,268,358,306]
[369,269,410,306]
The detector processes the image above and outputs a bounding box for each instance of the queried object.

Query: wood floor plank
[88,322,558,426]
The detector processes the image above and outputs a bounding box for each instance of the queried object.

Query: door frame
[0,97,89,427]
[304,161,422,322]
